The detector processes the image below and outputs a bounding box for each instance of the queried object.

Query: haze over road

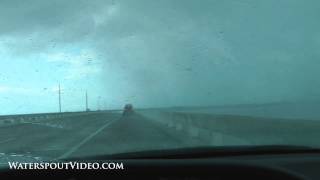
[174,102,320,121]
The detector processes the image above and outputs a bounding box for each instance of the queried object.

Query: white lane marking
[58,119,117,159]
[0,138,15,144]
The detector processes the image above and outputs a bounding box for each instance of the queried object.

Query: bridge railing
[0,111,110,127]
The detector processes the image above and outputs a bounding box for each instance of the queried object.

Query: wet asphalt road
[0,111,204,161]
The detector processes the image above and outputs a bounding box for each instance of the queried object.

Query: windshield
[1,0,320,162]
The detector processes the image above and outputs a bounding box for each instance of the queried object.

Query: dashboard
[1,153,320,179]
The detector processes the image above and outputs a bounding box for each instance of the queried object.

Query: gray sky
[0,0,320,114]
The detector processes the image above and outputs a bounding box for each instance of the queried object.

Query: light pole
[97,96,101,111]
[58,83,62,113]
[85,91,89,112]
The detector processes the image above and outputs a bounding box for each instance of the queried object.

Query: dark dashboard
[2,146,320,180]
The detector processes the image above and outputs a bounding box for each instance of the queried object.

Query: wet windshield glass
[0,0,320,162]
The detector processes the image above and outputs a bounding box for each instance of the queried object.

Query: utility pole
[58,83,62,113]
[86,91,89,112]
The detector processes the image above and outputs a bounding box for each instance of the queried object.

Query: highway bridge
[1,108,320,164]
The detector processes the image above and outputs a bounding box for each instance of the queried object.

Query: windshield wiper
[64,145,320,160]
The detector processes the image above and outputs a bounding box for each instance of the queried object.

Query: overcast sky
[0,0,320,115]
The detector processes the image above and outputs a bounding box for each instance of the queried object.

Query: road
[0,111,205,163]
[2,108,320,165]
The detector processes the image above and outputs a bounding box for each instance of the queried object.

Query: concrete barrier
[138,109,320,147]
[139,110,252,146]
